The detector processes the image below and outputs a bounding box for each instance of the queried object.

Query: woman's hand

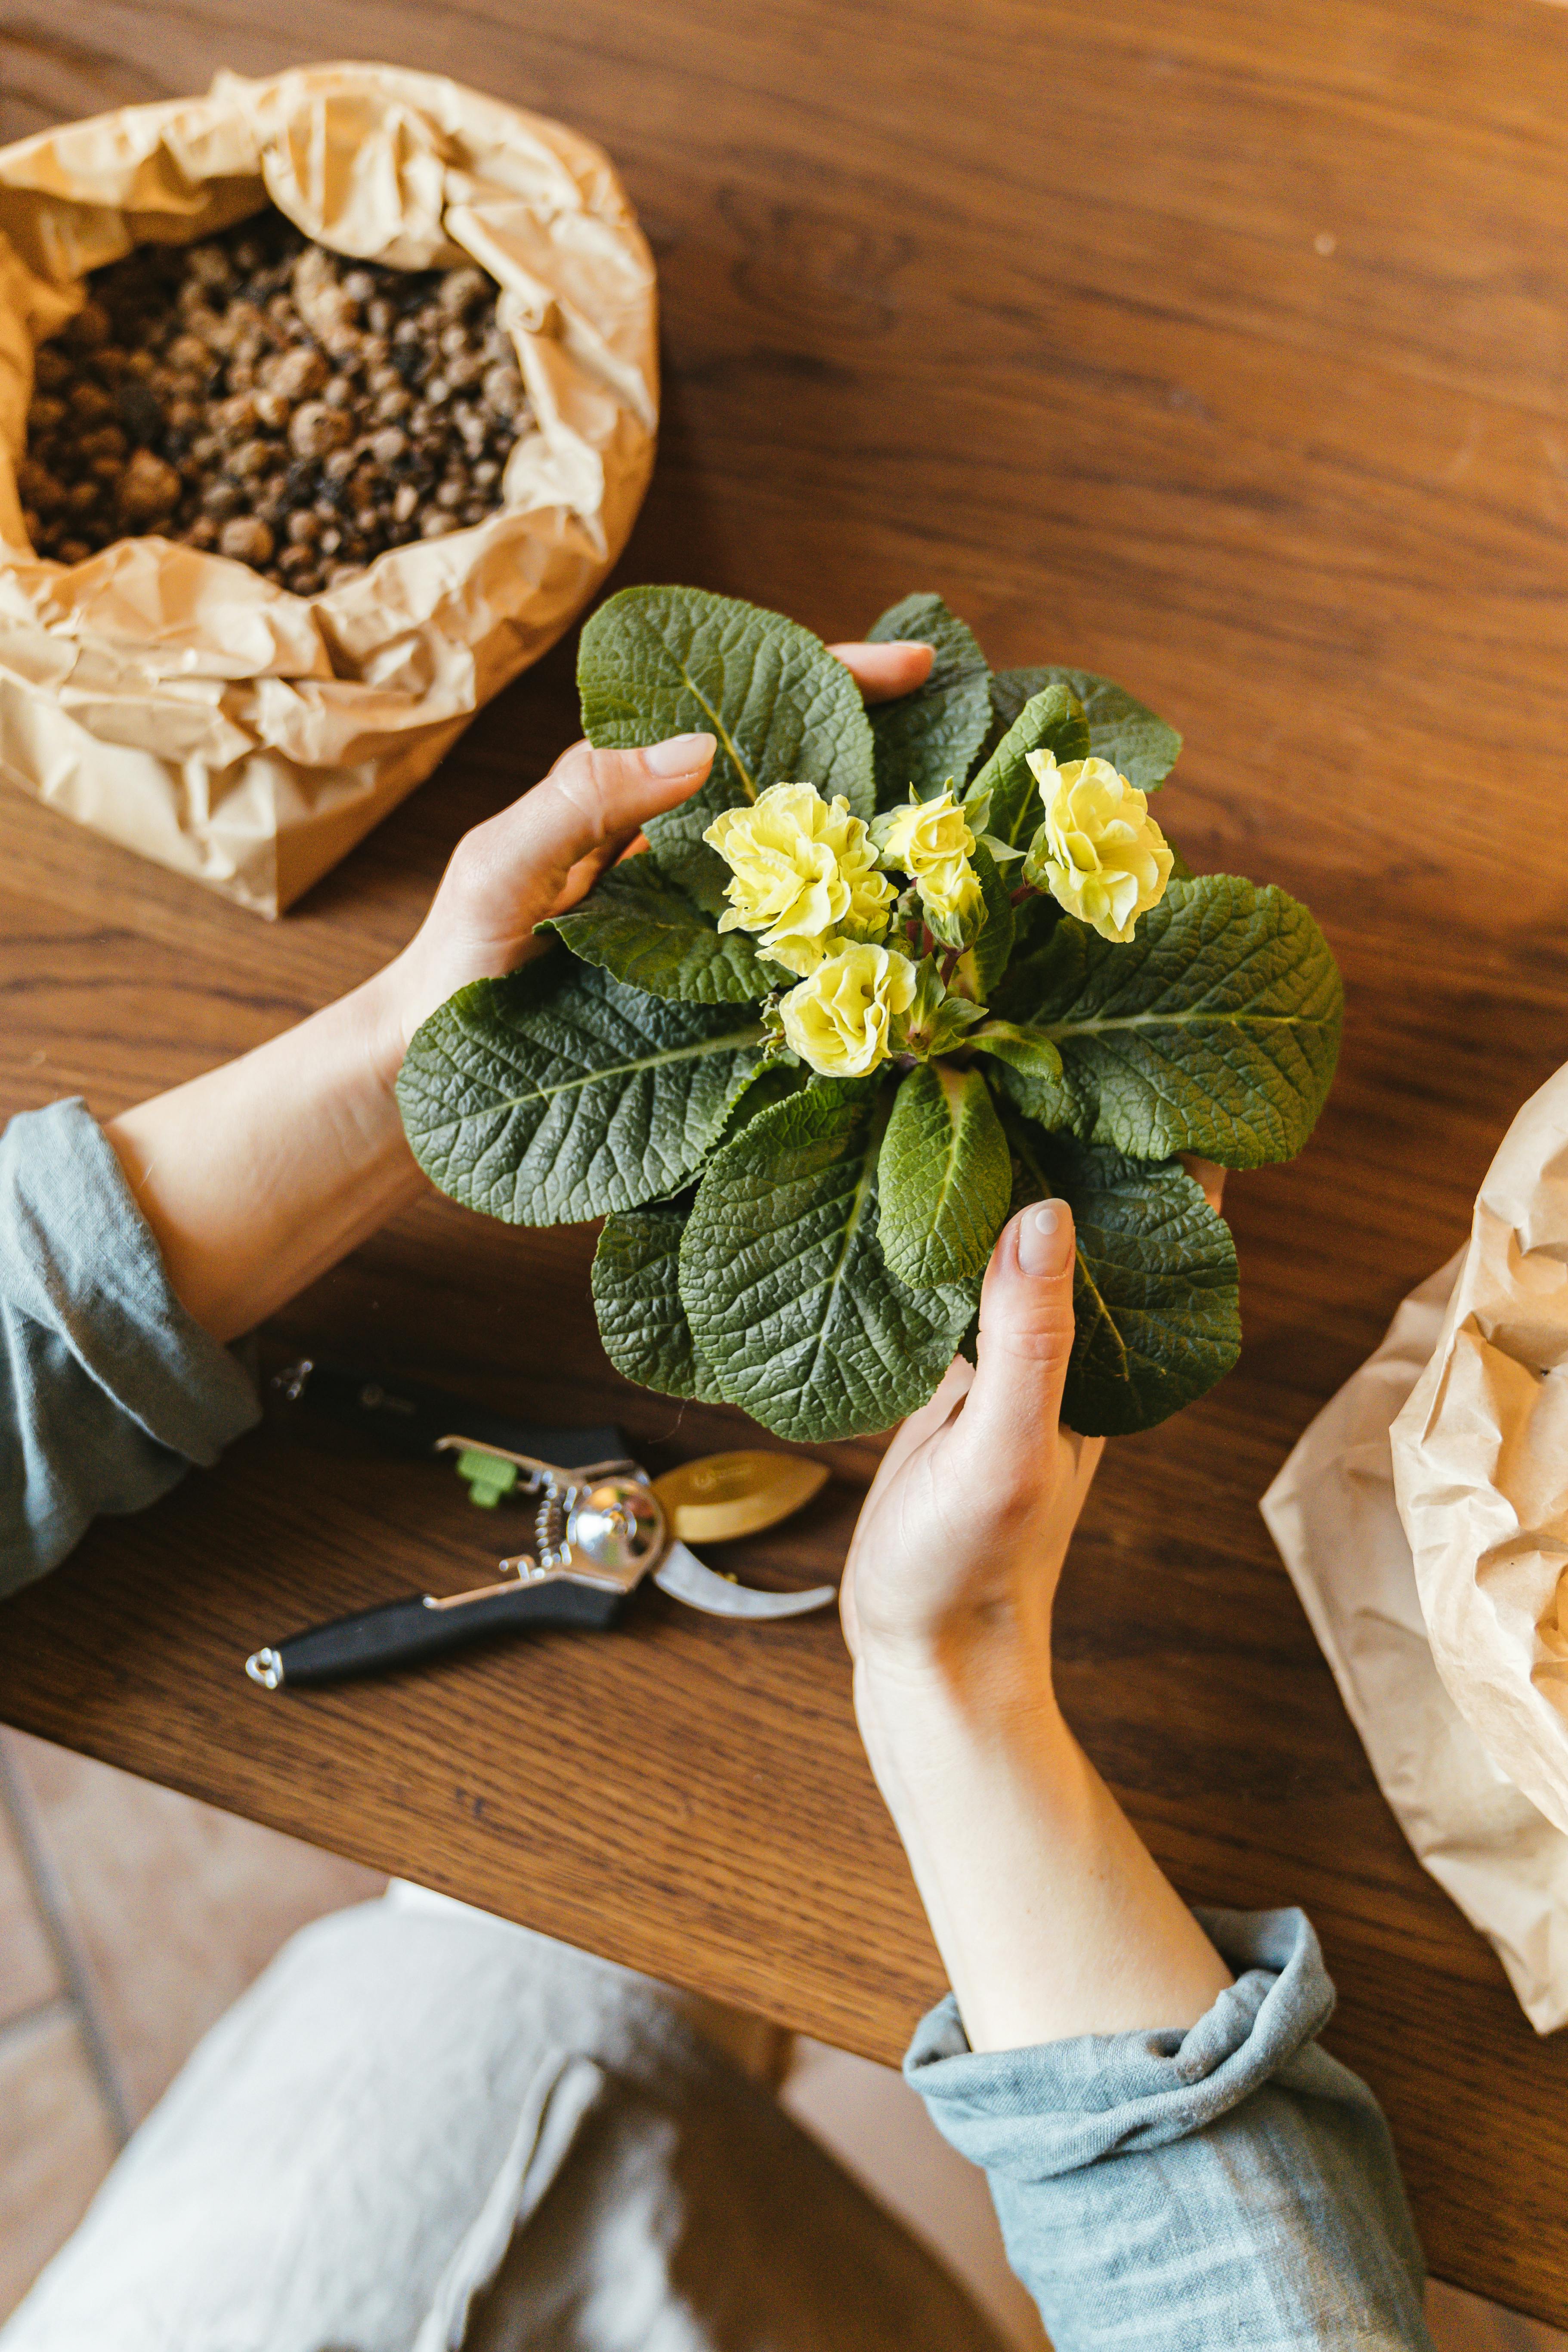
[105,636,934,1343]
[842,1200,1102,1680]
[384,637,936,1047]
[847,1198,1233,2052]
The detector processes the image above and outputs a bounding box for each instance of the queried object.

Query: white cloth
[0,1891,1003,2351]
[1261,1254,1568,2034]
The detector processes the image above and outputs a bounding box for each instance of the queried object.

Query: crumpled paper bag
[0,63,658,914]
[1262,1253,1568,2034]
[1391,1065,1568,1845]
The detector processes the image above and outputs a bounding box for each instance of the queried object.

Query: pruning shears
[244,1360,836,1691]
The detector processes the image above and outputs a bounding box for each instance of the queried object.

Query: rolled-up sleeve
[0,1099,260,1597]
[906,1907,1432,2350]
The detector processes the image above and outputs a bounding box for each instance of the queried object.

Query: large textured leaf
[998,875,1343,1167]
[966,685,1090,850]
[982,666,1181,794]
[878,1063,1011,1286]
[543,844,778,1004]
[588,1055,807,1401]
[1008,1120,1240,1435]
[578,585,875,847]
[397,960,767,1225]
[866,592,992,808]
[986,1049,1101,1144]
[593,1207,724,1402]
[680,1084,973,1441]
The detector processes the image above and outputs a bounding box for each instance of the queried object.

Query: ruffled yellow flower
[879,786,984,931]
[779,943,918,1077]
[705,783,894,978]
[880,785,973,879]
[1026,749,1173,943]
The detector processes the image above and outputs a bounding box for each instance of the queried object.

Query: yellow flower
[879,786,985,931]
[917,851,984,929]
[1026,749,1173,943]
[705,783,894,978]
[779,943,918,1078]
[880,784,974,880]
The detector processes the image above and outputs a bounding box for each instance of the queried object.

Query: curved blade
[652,1540,836,1620]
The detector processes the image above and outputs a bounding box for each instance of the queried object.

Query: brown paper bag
[0,64,658,914]
[1392,1064,1568,1839]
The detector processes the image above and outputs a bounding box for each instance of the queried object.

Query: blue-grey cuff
[0,1099,261,1589]
[905,1906,1340,2175]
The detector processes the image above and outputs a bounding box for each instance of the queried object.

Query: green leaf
[543,843,778,1004]
[965,686,1090,851]
[1007,1121,1240,1436]
[593,1207,724,1402]
[1000,875,1343,1167]
[877,1063,1012,1286]
[866,592,991,809]
[969,1021,1065,1084]
[720,1056,812,1142]
[987,1049,1102,1143]
[952,840,1015,1003]
[396,959,767,1226]
[679,1084,973,1442]
[578,585,875,847]
[981,667,1181,795]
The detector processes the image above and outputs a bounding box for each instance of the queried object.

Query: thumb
[954,1200,1077,1470]
[507,733,716,885]
[392,732,716,1043]
[423,730,714,956]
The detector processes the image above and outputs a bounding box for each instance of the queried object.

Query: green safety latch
[453,1448,521,1509]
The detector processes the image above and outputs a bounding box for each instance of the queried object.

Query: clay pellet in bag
[0,64,658,915]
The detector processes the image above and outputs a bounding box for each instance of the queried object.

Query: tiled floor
[0,1732,1562,2349]
[0,1728,383,2321]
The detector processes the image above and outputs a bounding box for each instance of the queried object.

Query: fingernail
[1017,1200,1071,1276]
[646,731,716,775]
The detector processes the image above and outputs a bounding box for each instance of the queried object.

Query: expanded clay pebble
[18,209,530,595]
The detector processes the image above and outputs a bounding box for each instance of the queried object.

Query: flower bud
[877,785,985,946]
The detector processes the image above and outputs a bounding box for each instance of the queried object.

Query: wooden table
[4,0,1568,2321]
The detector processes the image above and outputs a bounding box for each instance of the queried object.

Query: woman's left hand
[387,637,935,1046]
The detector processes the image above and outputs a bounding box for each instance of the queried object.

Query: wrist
[852,1619,1066,1795]
[851,1585,1058,1714]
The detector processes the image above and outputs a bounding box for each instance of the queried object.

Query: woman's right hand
[845,1197,1232,2052]
[841,1199,1102,1681]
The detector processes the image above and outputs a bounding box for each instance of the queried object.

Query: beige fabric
[0,65,657,913]
[0,1891,1003,2352]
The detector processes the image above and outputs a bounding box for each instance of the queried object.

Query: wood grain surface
[3,0,1568,2318]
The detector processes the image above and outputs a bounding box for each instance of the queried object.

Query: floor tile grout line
[0,1735,133,2150]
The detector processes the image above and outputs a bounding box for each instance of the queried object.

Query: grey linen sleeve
[0,1099,260,1598]
[906,1906,1433,2352]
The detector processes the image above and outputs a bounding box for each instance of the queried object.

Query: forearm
[104,961,422,1344]
[857,1629,1231,2051]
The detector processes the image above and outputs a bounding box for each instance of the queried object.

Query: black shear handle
[281,1359,627,1471]
[251,1577,629,1690]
